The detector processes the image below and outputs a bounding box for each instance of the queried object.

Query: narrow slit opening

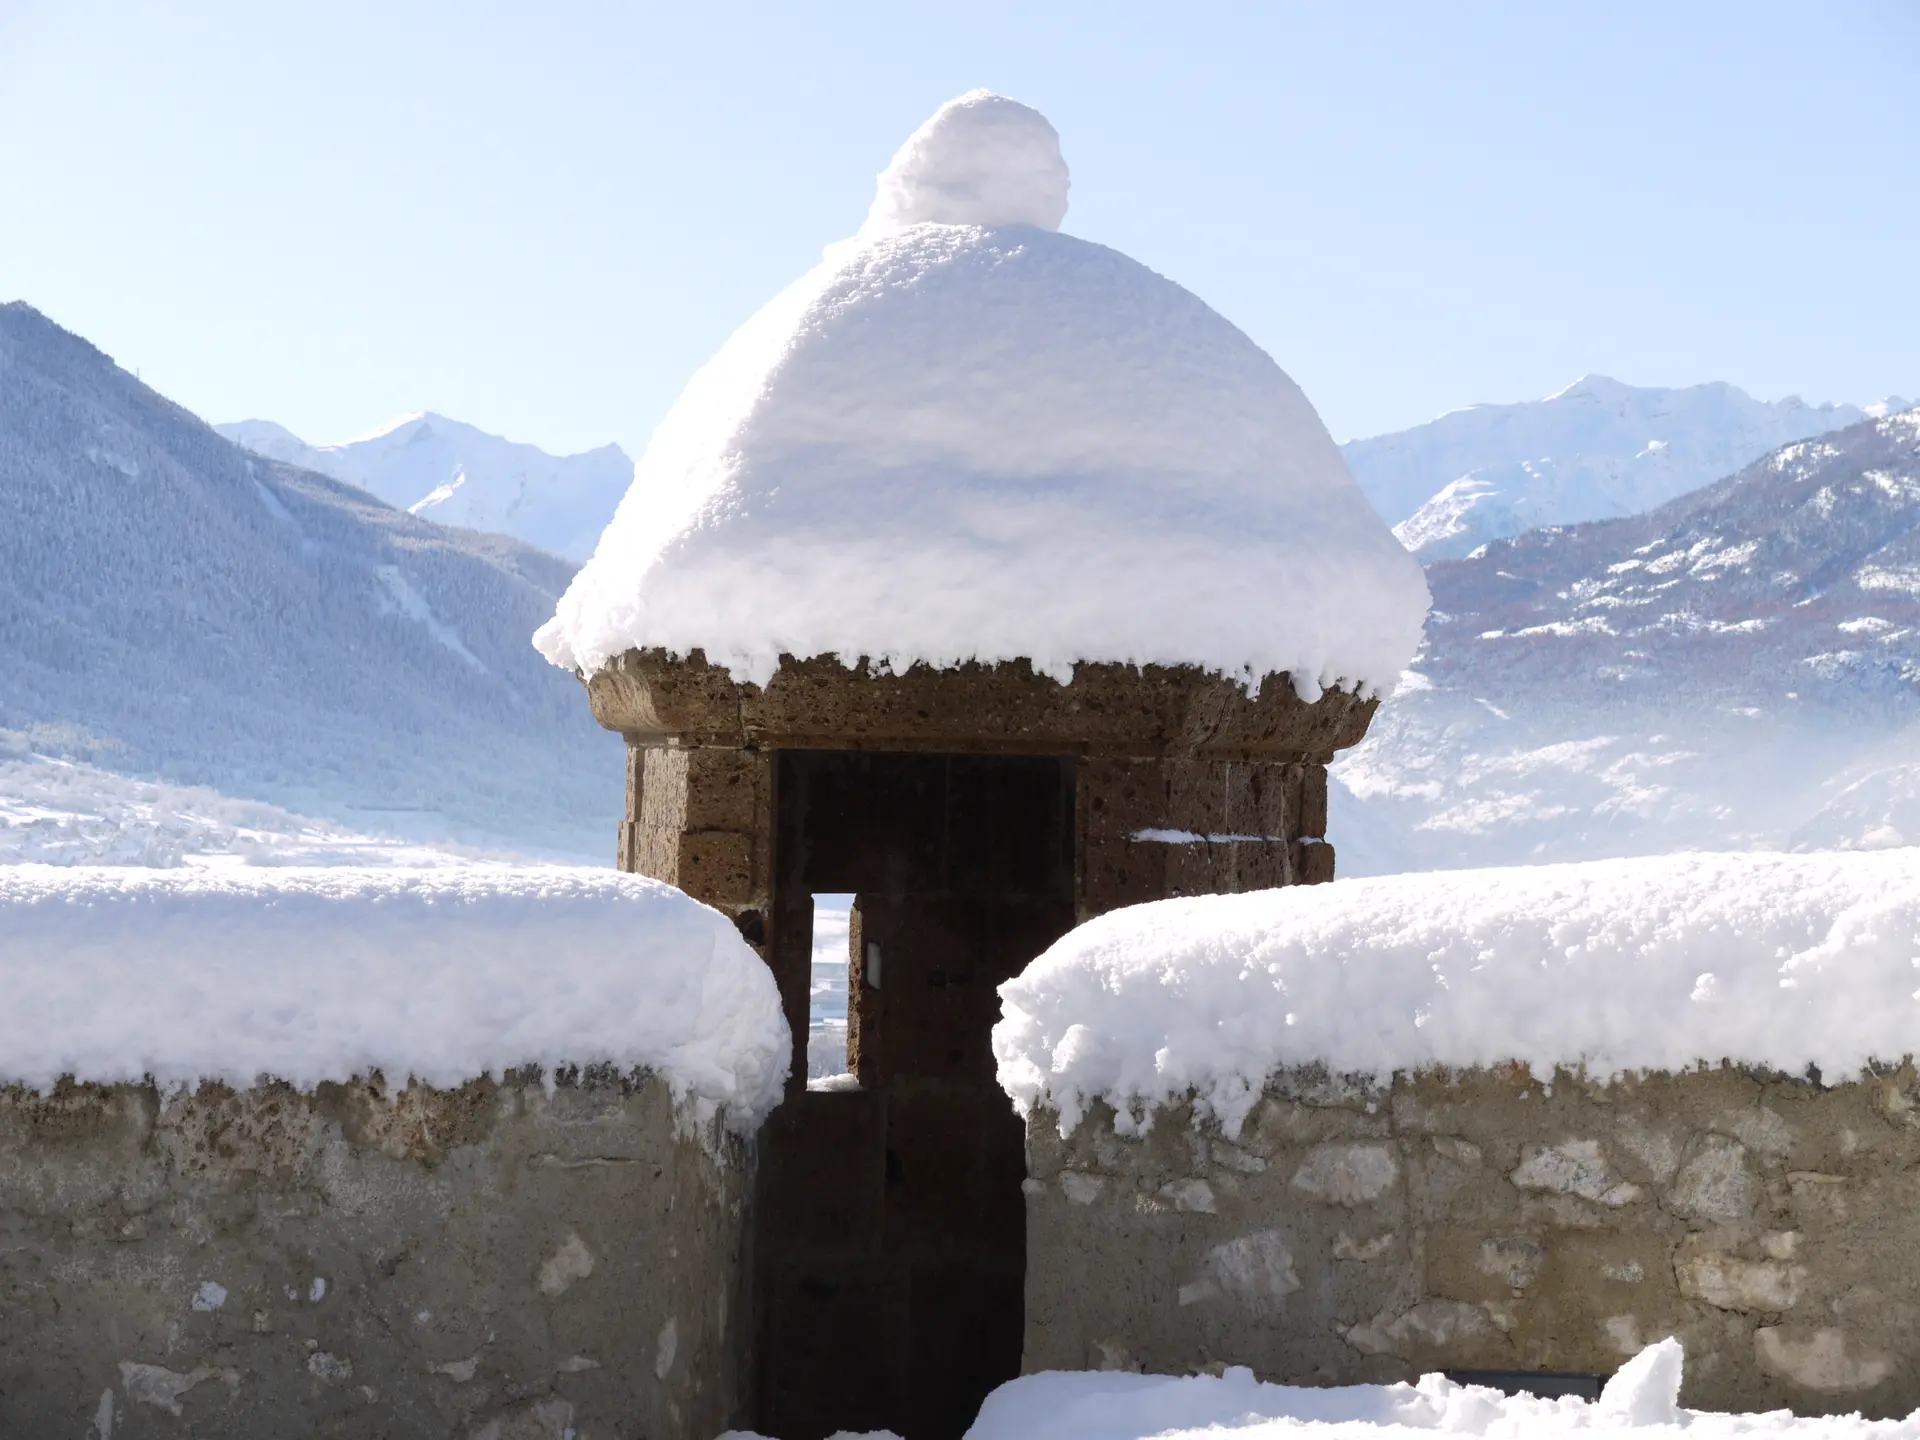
[804,892,856,1088]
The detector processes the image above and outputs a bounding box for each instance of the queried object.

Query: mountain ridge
[217,411,633,561]
[1341,375,1902,561]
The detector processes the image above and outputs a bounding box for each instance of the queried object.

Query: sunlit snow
[536,92,1428,698]
[996,849,1920,1138]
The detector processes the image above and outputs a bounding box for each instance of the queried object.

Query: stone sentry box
[589,647,1375,1440]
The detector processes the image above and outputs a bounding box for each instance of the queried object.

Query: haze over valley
[5,298,1912,875]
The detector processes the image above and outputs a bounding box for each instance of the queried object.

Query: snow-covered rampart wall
[1007,852,1920,1418]
[0,864,789,1129]
[0,866,782,1436]
[996,851,1920,1136]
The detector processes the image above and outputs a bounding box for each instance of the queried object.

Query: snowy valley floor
[0,750,578,868]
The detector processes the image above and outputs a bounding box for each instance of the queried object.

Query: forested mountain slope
[0,303,621,857]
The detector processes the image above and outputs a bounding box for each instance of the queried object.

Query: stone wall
[1023,1063,1920,1417]
[0,1071,754,1439]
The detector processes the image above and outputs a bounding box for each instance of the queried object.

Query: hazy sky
[2,1,1915,457]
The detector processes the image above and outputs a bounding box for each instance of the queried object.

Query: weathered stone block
[630,743,766,835]
[676,829,759,910]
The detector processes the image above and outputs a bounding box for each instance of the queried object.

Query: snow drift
[994,849,1920,1137]
[0,865,790,1129]
[537,91,1428,700]
[965,1338,1920,1438]
[727,1338,1918,1437]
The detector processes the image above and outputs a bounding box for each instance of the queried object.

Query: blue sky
[2,1,1915,457]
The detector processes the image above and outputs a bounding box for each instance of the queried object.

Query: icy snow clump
[995,849,1920,1137]
[536,92,1428,700]
[0,866,789,1130]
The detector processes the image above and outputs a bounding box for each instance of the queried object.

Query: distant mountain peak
[343,410,432,444]
[216,413,633,560]
[1544,373,1632,401]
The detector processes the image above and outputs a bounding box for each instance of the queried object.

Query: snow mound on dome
[537,95,1429,699]
[864,89,1069,233]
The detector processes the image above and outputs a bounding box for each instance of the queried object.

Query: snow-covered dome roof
[536,91,1429,699]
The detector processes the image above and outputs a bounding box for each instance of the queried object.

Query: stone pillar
[618,741,775,940]
[1075,758,1333,922]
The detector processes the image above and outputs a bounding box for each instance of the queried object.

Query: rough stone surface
[1023,1062,1920,1417]
[585,650,1376,762]
[0,1073,753,1438]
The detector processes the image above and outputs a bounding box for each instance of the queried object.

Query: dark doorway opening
[755,751,1076,1440]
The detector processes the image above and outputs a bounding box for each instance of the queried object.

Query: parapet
[0,1071,751,1437]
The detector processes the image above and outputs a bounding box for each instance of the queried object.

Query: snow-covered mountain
[1341,376,1902,560]
[218,413,633,561]
[1,302,622,858]
[1333,408,1920,872]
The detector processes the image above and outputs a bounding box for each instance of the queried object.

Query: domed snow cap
[536,93,1430,699]
[863,89,1069,233]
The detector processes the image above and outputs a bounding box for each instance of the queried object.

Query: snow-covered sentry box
[535,90,1427,1440]
[998,851,1920,1419]
[0,866,787,1439]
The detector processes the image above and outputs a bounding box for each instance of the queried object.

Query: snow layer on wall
[536,92,1428,701]
[995,850,1920,1138]
[0,866,789,1129]
[967,1339,1917,1438]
